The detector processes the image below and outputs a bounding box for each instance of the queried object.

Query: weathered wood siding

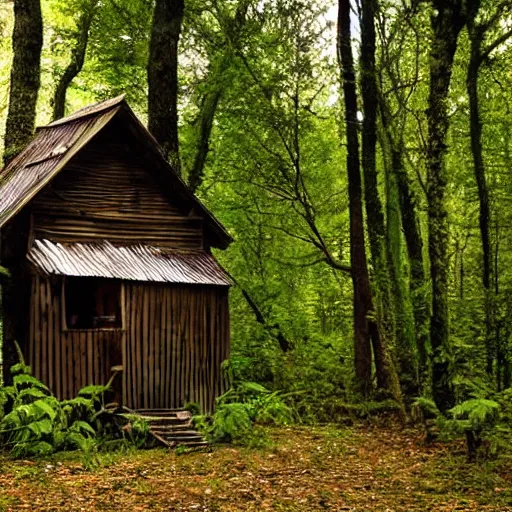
[29,276,230,412]
[28,276,122,399]
[31,128,203,250]
[124,283,230,412]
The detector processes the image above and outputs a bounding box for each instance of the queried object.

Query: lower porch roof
[27,239,232,286]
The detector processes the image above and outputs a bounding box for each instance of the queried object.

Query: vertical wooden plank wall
[29,276,124,399]
[29,277,230,412]
[124,283,230,413]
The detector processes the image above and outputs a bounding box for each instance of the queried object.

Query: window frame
[61,276,126,332]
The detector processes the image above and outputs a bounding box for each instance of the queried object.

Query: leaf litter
[0,425,511,511]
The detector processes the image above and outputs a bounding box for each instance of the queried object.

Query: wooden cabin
[0,96,233,412]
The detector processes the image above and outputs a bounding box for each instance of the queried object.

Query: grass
[0,425,511,510]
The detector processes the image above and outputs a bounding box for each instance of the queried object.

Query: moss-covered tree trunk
[359,0,402,402]
[3,0,43,165]
[379,124,419,396]
[426,0,464,413]
[147,0,184,174]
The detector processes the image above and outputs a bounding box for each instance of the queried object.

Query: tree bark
[338,0,373,396]
[359,0,402,401]
[426,0,464,413]
[3,0,43,165]
[379,124,419,395]
[378,92,428,393]
[465,0,512,379]
[53,1,97,121]
[360,0,385,269]
[2,0,42,382]
[188,85,223,193]
[148,0,184,174]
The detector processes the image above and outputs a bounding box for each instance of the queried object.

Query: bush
[414,385,512,461]
[196,381,296,445]
[0,362,100,458]
[0,352,143,461]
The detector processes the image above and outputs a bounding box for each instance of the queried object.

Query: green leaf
[70,420,96,436]
[33,399,58,421]
[27,418,53,436]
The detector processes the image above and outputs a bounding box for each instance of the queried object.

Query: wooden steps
[135,409,208,449]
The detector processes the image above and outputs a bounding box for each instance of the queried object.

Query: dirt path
[0,426,511,511]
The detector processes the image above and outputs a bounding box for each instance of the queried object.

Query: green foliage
[415,386,512,461]
[0,362,101,458]
[0,360,144,461]
[450,399,500,431]
[197,381,295,445]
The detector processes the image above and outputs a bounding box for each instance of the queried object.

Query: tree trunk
[188,85,224,193]
[380,129,419,395]
[379,84,428,394]
[3,0,43,165]
[360,0,386,270]
[337,0,373,396]
[466,3,494,378]
[2,0,42,382]
[426,0,464,413]
[53,1,97,121]
[394,150,430,391]
[359,0,402,401]
[148,0,184,174]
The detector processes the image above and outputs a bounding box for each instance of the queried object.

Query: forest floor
[0,425,511,511]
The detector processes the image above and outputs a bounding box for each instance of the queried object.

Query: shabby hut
[0,96,232,413]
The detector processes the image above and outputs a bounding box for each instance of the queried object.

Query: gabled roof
[29,239,232,286]
[0,96,232,249]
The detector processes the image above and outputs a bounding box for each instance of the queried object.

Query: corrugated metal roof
[0,96,233,249]
[28,239,232,286]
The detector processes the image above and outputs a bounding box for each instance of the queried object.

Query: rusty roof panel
[0,108,120,227]
[28,239,232,286]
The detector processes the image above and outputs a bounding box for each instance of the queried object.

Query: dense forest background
[2,0,512,429]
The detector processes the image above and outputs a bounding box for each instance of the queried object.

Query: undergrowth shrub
[195,381,296,446]
[414,378,512,460]
[0,348,146,462]
[228,341,352,422]
[0,360,100,458]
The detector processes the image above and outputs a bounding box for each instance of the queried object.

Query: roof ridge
[41,94,126,128]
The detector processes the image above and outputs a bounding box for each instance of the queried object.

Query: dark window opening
[65,277,122,329]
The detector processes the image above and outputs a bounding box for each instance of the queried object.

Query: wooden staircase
[135,409,208,449]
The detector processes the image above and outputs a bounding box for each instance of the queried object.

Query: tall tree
[359,0,403,400]
[3,0,43,164]
[338,0,386,397]
[148,0,184,173]
[2,0,43,383]
[187,0,250,193]
[52,0,98,121]
[426,0,465,412]
[466,0,512,381]
[375,3,427,392]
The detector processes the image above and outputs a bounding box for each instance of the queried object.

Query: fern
[450,399,500,429]
[13,374,48,390]
[210,403,253,442]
